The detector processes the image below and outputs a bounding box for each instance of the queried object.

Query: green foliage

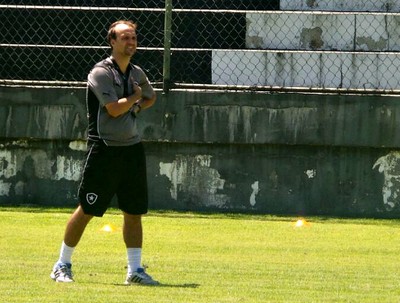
[1,207,399,303]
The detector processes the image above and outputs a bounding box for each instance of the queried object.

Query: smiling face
[110,23,137,59]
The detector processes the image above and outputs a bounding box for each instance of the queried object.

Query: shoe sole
[124,280,159,286]
[50,273,74,283]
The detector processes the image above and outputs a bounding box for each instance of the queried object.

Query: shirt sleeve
[87,66,119,107]
[137,68,155,100]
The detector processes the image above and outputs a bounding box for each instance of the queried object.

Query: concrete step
[246,12,400,51]
[212,50,400,91]
[280,0,400,12]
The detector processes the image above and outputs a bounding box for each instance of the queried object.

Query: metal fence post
[163,0,173,93]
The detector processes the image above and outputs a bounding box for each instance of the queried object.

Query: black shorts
[78,141,148,217]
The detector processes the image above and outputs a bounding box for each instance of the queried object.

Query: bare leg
[123,213,143,248]
[51,206,93,282]
[63,205,93,247]
[122,213,158,284]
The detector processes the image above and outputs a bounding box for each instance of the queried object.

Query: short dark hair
[107,20,137,48]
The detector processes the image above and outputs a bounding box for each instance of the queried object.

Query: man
[50,20,158,285]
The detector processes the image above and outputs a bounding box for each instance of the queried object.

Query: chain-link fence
[1,0,400,94]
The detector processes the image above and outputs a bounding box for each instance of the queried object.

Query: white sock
[57,241,75,265]
[127,248,142,274]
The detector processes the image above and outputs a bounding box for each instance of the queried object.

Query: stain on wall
[249,181,259,206]
[373,151,400,210]
[356,36,388,51]
[187,104,319,144]
[306,0,317,8]
[159,154,230,208]
[0,140,84,204]
[305,169,317,179]
[300,27,324,49]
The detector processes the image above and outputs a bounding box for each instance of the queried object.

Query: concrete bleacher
[280,0,400,12]
[212,1,400,90]
[245,12,399,51]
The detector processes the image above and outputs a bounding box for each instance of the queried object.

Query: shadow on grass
[4,205,400,222]
[113,282,200,288]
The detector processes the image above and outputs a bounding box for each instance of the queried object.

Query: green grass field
[1,207,399,303]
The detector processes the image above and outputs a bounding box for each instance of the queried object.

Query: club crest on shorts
[86,193,98,205]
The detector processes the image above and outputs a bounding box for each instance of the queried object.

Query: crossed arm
[105,82,157,118]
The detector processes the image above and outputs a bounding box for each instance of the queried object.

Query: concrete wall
[280,0,400,11]
[211,11,400,90]
[1,86,400,217]
[246,12,400,51]
[212,50,400,89]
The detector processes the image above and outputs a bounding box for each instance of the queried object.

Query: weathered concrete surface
[147,142,389,216]
[0,87,86,139]
[0,139,85,205]
[212,50,400,90]
[280,0,400,11]
[156,91,400,148]
[211,11,400,90]
[1,86,400,217]
[213,12,400,89]
[246,12,400,51]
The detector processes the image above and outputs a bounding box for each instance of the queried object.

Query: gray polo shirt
[86,57,155,146]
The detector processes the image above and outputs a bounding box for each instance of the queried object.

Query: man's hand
[105,81,142,117]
